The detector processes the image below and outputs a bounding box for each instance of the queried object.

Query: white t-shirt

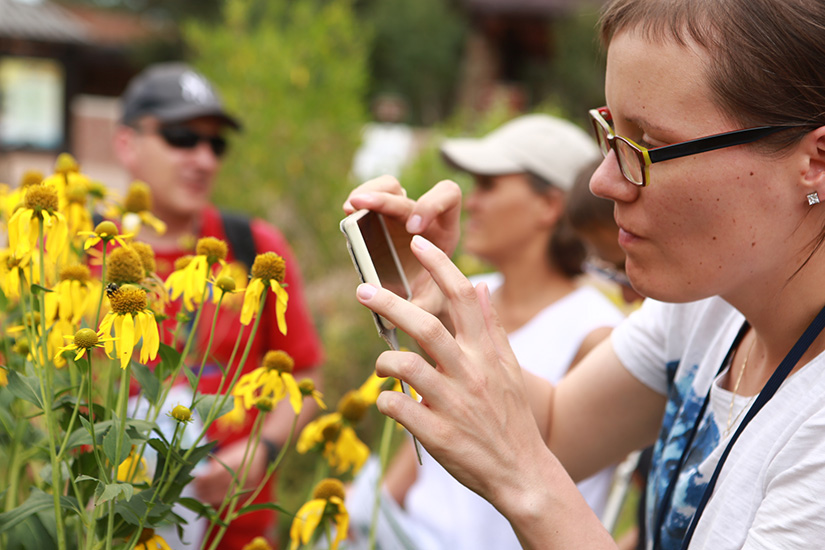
[401,274,626,550]
[612,297,825,550]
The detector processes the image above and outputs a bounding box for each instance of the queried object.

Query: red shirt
[154,206,323,548]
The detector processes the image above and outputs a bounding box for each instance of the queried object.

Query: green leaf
[193,393,233,426]
[102,416,131,467]
[0,489,80,534]
[5,370,43,407]
[95,482,134,505]
[182,364,198,390]
[235,501,292,518]
[29,283,53,294]
[131,360,160,404]
[157,342,182,380]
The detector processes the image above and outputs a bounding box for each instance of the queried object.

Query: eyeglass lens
[591,114,644,185]
[159,126,228,157]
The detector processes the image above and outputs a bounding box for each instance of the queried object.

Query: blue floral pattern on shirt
[645,359,722,550]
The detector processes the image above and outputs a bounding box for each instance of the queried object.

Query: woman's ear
[538,187,565,228]
[801,126,825,198]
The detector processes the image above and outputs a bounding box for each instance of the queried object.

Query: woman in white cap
[346,114,625,549]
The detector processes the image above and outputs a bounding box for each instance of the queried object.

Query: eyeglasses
[157,125,228,158]
[588,106,801,187]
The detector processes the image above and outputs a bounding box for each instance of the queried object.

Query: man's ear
[112,125,138,172]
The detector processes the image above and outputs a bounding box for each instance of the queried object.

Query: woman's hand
[344,175,463,258]
[355,234,549,510]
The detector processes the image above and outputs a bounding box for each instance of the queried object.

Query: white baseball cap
[440,114,600,191]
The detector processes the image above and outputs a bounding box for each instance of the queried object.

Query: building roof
[0,0,90,44]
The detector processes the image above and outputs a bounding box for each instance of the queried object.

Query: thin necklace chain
[725,334,757,436]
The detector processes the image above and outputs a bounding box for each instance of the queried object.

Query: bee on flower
[241,251,288,334]
[98,284,159,369]
[289,478,349,550]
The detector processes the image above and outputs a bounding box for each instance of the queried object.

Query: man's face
[119,116,228,222]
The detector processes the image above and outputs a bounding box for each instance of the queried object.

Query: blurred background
[0,0,614,541]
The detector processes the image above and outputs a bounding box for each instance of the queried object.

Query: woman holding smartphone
[343,0,825,547]
[347,114,625,549]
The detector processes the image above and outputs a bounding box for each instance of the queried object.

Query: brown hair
[599,0,825,150]
[526,173,586,278]
[566,158,614,234]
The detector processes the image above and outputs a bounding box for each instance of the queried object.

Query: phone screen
[356,212,410,299]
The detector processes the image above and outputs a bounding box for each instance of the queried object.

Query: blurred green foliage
[184,0,369,279]
[360,0,467,125]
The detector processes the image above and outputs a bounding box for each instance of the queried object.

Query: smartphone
[340,209,424,463]
[340,209,419,332]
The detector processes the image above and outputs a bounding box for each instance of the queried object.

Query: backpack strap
[220,210,256,271]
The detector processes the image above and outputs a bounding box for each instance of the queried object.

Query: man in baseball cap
[112,63,324,549]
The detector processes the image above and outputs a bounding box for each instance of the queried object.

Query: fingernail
[407,214,423,233]
[357,283,377,300]
[412,234,431,250]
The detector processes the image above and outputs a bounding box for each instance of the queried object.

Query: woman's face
[463,173,556,265]
[590,30,812,304]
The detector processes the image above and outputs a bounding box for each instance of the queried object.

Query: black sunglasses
[158,125,228,157]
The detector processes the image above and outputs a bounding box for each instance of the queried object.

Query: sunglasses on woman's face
[157,125,228,158]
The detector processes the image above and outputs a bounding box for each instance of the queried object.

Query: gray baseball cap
[120,62,241,130]
[440,114,599,191]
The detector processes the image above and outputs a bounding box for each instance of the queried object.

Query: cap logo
[179,71,216,105]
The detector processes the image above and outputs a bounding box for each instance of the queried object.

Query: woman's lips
[617,226,640,247]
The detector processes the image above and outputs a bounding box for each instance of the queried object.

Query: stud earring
[807,192,820,206]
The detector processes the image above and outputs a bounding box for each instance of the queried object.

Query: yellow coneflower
[98,285,159,369]
[80,220,132,251]
[296,390,370,475]
[119,181,166,235]
[134,529,173,550]
[289,478,349,550]
[164,238,228,311]
[2,170,42,221]
[0,368,8,387]
[63,174,93,237]
[169,404,193,423]
[298,378,327,410]
[216,395,247,433]
[55,327,117,362]
[117,447,150,485]
[44,264,100,324]
[0,249,34,302]
[233,350,303,414]
[241,252,289,334]
[129,241,157,276]
[7,183,68,258]
[106,246,145,285]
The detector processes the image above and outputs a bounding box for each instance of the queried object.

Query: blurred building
[456,0,604,114]
[0,0,168,190]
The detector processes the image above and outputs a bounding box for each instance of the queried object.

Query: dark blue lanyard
[652,303,825,550]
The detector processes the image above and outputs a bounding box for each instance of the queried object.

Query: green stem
[56,368,89,460]
[105,363,131,550]
[369,414,397,550]
[186,292,225,410]
[36,217,67,550]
